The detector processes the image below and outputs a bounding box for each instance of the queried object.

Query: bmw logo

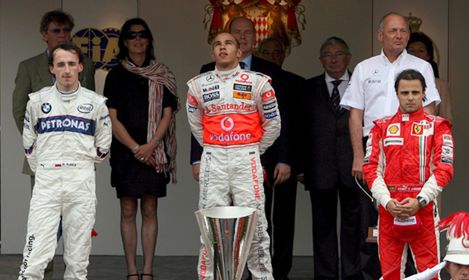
[41,103,52,113]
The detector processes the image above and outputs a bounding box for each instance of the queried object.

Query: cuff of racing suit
[27,158,37,173]
[417,175,443,203]
[370,178,391,208]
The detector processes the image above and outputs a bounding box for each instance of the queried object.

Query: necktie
[239,61,246,69]
[331,80,343,115]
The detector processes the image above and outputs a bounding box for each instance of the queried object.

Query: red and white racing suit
[363,108,454,280]
[187,65,280,280]
[20,84,112,280]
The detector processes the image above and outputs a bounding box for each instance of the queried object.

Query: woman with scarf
[104,18,178,280]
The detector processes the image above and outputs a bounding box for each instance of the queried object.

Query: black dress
[104,61,177,198]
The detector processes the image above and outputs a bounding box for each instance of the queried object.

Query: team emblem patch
[239,74,249,81]
[206,74,215,82]
[41,103,52,113]
[411,123,423,136]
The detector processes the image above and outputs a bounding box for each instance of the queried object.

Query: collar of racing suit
[55,82,80,101]
[397,106,425,123]
[214,65,242,80]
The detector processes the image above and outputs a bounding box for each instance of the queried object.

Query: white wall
[1,0,468,256]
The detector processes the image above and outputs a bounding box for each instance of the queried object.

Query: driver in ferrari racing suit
[363,69,454,280]
[18,43,112,280]
[187,32,280,280]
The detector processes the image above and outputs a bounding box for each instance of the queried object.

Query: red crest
[204,0,305,50]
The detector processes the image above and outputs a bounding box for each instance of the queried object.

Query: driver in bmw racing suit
[187,32,280,280]
[18,43,112,280]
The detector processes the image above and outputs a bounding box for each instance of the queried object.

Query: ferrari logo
[411,123,423,136]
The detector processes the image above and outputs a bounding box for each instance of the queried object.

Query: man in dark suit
[257,37,304,280]
[299,37,363,280]
[190,16,292,280]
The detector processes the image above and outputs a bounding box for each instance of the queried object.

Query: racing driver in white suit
[187,32,280,280]
[19,43,112,280]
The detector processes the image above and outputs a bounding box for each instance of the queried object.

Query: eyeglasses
[124,31,150,40]
[49,27,72,34]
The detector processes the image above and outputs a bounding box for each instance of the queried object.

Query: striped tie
[331,80,343,116]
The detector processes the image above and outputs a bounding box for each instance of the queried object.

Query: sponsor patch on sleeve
[363,133,373,163]
[261,89,275,102]
[442,134,454,147]
[441,146,454,164]
[187,94,198,106]
[264,111,278,119]
[363,146,372,164]
[263,101,277,111]
[187,105,197,113]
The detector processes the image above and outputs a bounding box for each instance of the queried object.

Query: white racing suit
[19,84,112,280]
[187,65,280,280]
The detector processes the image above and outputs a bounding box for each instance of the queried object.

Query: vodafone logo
[220,117,234,131]
[187,94,198,106]
[262,89,275,102]
[240,74,249,81]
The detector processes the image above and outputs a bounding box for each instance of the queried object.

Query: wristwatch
[417,196,427,209]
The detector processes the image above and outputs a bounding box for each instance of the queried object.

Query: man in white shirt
[339,12,441,279]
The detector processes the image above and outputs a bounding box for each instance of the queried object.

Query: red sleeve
[363,122,384,189]
[431,119,454,187]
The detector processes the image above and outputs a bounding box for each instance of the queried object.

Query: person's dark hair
[40,10,74,33]
[408,32,440,78]
[117,18,155,61]
[319,36,350,57]
[48,43,84,66]
[394,69,427,93]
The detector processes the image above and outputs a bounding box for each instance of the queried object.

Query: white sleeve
[186,83,204,145]
[257,80,280,154]
[23,100,37,173]
[340,63,365,110]
[421,62,441,106]
[94,101,112,163]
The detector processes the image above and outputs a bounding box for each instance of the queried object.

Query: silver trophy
[195,206,257,280]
